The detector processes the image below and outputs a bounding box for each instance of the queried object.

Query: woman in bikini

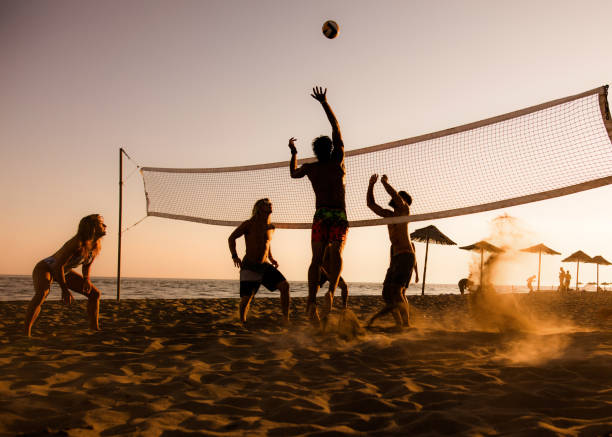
[25,214,107,336]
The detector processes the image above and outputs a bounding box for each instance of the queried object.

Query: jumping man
[289,86,347,322]
[366,174,416,329]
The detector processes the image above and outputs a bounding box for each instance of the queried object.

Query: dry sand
[1,292,612,436]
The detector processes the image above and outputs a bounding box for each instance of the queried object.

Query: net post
[117,147,124,301]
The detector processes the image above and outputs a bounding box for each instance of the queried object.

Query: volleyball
[322,20,339,39]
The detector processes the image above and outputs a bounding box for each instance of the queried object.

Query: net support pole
[117,147,124,301]
[576,262,579,291]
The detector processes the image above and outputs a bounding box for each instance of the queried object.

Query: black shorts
[240,262,286,297]
[383,252,415,289]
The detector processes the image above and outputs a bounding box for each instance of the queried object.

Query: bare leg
[277,280,290,325]
[322,240,344,318]
[367,304,394,327]
[398,301,409,327]
[25,263,52,337]
[399,287,409,326]
[368,284,403,328]
[307,241,326,323]
[239,294,254,324]
[65,272,101,331]
[338,276,349,309]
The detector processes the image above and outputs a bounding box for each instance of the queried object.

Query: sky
[2,0,612,288]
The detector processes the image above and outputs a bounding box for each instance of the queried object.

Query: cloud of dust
[464,214,578,363]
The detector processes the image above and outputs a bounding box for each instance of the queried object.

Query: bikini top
[44,249,94,270]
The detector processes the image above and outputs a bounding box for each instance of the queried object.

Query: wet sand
[1,292,611,436]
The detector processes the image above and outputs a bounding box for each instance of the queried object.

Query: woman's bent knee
[88,288,101,300]
[278,281,290,293]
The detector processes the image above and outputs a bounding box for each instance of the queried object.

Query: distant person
[365,174,415,329]
[558,268,565,291]
[527,275,536,293]
[564,270,572,291]
[228,198,290,325]
[25,214,106,337]
[458,278,473,295]
[289,86,347,323]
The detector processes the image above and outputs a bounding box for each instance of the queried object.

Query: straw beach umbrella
[410,225,457,295]
[459,240,504,290]
[561,251,592,291]
[520,244,561,291]
[589,255,611,291]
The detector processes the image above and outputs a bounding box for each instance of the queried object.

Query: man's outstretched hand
[288,137,297,154]
[311,86,327,103]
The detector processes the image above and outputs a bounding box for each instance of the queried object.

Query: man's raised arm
[311,86,344,163]
[288,137,306,179]
[367,174,393,218]
[380,175,405,208]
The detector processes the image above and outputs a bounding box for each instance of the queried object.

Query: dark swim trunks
[311,207,348,243]
[382,252,415,302]
[239,261,286,297]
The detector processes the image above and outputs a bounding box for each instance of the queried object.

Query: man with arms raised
[228,198,290,325]
[288,86,347,323]
[366,174,417,329]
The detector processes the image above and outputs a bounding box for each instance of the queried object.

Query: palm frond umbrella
[520,244,561,291]
[459,240,504,290]
[410,225,456,295]
[589,255,611,292]
[561,251,593,291]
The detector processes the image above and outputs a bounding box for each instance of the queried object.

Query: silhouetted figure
[228,199,290,325]
[25,215,106,337]
[527,275,536,293]
[366,174,415,329]
[289,86,347,324]
[458,278,473,295]
[564,270,572,291]
[558,268,565,291]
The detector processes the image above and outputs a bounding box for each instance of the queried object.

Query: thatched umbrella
[589,255,611,291]
[520,244,561,291]
[459,240,504,289]
[411,225,456,295]
[561,251,593,291]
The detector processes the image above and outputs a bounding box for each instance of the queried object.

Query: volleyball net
[140,86,612,229]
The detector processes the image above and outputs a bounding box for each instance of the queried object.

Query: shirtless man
[228,198,290,325]
[366,174,416,328]
[289,86,347,322]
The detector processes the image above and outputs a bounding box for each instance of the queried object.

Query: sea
[0,275,559,301]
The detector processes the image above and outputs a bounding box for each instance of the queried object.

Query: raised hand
[311,86,327,103]
[381,174,389,184]
[288,137,297,154]
[369,174,379,186]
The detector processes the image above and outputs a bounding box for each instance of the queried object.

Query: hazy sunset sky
[2,0,612,287]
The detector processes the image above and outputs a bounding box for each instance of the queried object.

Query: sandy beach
[1,292,611,436]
